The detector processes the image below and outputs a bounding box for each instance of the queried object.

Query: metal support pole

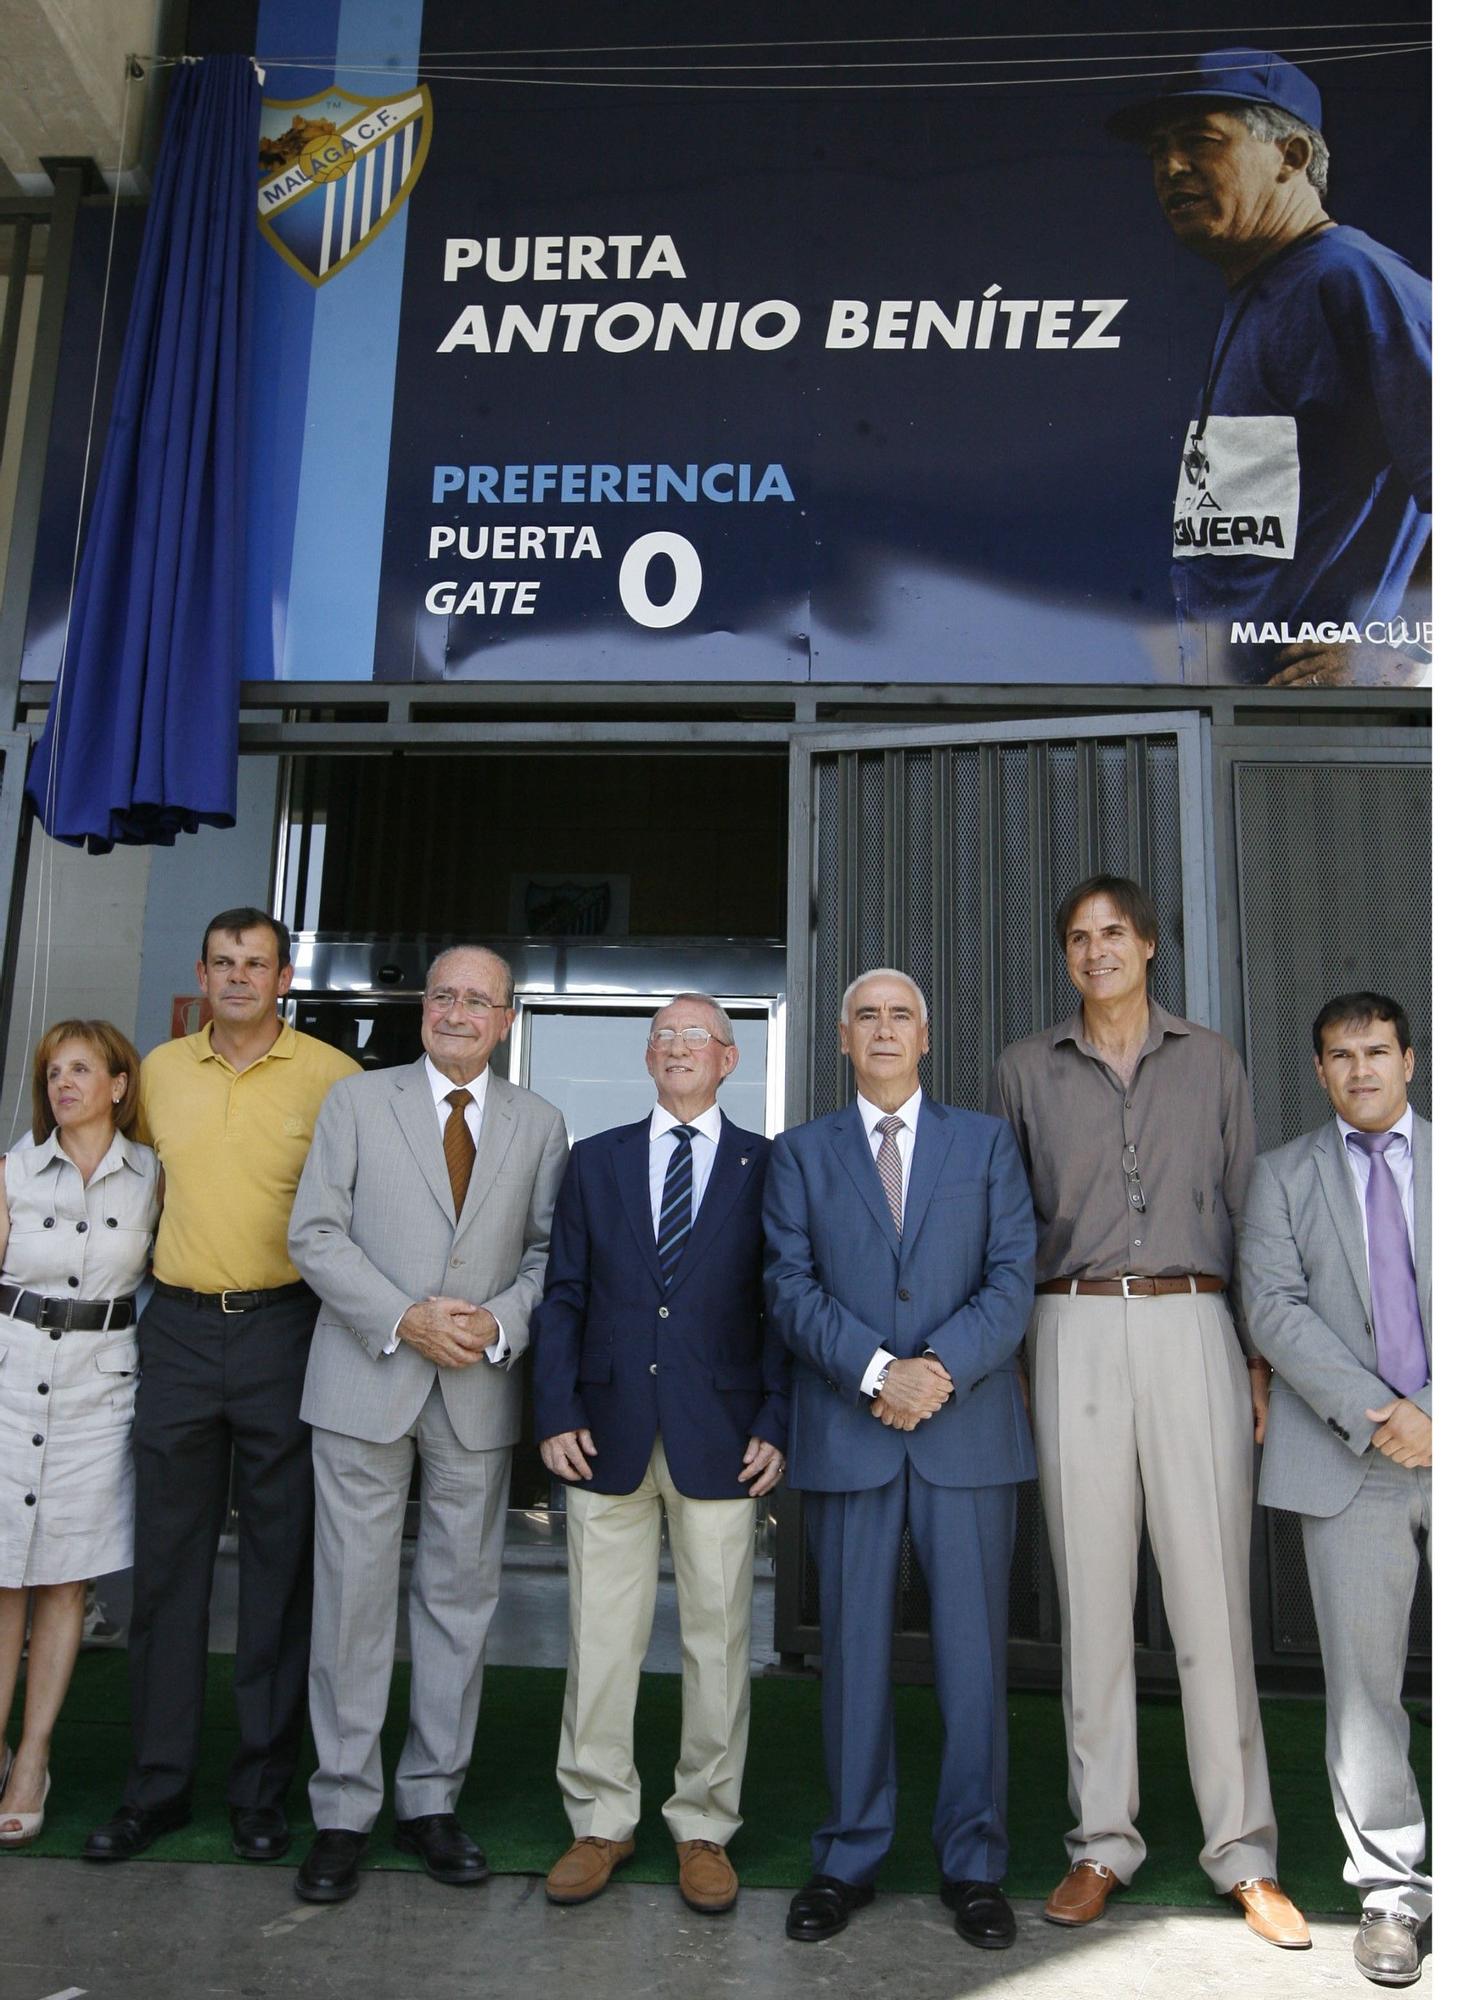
[0,216,35,478]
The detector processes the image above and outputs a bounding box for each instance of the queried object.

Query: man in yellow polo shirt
[84,907,358,1866]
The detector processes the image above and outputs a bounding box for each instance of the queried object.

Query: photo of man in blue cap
[1109,48,1430,688]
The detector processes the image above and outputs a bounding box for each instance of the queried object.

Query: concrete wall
[1,827,151,1144]
[133,752,281,1051]
[0,0,156,188]
[2,752,280,1145]
[0,268,43,608]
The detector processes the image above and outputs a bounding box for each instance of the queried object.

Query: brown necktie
[443,1088,475,1217]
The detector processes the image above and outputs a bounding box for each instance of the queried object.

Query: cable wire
[240,43,1430,92]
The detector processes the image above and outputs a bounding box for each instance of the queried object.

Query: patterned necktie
[874,1115,905,1234]
[1346,1129,1427,1396]
[443,1088,475,1218]
[657,1124,698,1283]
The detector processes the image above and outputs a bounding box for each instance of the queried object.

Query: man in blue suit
[764,968,1036,1950]
[533,993,788,1917]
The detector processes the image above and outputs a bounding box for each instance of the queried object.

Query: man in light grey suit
[1240,991,1431,1989]
[286,945,568,1905]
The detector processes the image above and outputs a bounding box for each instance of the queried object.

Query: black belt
[153,1279,312,1315]
[0,1283,136,1332]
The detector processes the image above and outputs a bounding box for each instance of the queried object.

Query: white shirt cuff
[860,1346,896,1397]
[383,1313,508,1363]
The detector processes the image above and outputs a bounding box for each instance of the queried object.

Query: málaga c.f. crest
[257,86,432,286]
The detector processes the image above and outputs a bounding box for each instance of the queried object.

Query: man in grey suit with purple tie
[1239,992,1431,1988]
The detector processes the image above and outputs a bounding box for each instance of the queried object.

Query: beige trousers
[1028,1289,1278,1890]
[558,1435,756,1845]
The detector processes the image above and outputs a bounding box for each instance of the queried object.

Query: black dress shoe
[230,1805,291,1861]
[941,1878,1017,1949]
[83,1799,191,1862]
[786,1873,875,1941]
[393,1812,489,1886]
[295,1828,369,1903]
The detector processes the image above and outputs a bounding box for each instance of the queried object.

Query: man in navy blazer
[764,968,1036,1951]
[533,993,788,1917]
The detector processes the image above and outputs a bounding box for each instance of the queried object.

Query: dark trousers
[805,1465,1016,1886]
[125,1286,317,1810]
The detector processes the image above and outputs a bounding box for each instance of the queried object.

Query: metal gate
[776,713,1215,1682]
[1216,731,1432,1672]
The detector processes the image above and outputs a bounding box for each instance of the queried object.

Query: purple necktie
[1346,1130,1427,1397]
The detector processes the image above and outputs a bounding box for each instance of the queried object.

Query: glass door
[514,996,776,1141]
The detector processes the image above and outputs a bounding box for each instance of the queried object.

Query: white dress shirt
[385,1059,509,1362]
[855,1087,923,1396]
[647,1100,722,1234]
[425,1055,489,1144]
[1336,1103,1417,1263]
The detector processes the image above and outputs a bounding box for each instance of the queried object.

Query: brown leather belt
[1035,1274,1226,1299]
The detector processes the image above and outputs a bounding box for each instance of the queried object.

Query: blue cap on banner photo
[1106,47,1324,142]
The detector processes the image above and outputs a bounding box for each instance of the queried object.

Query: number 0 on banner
[619,533,703,628]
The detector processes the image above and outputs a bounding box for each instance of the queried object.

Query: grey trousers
[307,1381,512,1831]
[1301,1451,1431,1922]
[1029,1289,1278,1890]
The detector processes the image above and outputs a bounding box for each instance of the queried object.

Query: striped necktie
[443,1088,475,1218]
[657,1124,698,1284]
[874,1115,905,1234]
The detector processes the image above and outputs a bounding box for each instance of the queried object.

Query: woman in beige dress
[0,1021,159,1845]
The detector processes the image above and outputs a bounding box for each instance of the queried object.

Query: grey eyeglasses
[648,1027,731,1051]
[1121,1142,1147,1212]
[425,989,511,1016]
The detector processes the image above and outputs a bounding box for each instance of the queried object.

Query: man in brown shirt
[992,874,1307,1949]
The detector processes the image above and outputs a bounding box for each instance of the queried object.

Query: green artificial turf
[5,1650,1428,1914]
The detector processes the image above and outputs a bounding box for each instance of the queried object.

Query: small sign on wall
[509,875,630,936]
[171,996,213,1037]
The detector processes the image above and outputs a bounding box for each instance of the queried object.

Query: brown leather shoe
[1228,1878,1312,1949]
[677,1839,739,1913]
[1043,1859,1124,1926]
[544,1835,635,1905]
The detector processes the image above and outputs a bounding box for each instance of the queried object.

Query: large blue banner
[24,3,1432,689]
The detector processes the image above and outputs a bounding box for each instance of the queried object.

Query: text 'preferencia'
[435,235,1127,355]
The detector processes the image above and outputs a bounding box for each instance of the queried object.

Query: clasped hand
[869,1354,953,1431]
[1365,1397,1432,1469]
[399,1296,498,1369]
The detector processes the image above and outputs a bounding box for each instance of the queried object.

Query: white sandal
[0,1764,49,1846]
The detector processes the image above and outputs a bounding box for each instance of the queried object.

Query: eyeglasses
[1121,1142,1147,1213]
[648,1027,732,1051]
[424,989,511,1017]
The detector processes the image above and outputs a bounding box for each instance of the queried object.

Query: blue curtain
[25,55,261,852]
